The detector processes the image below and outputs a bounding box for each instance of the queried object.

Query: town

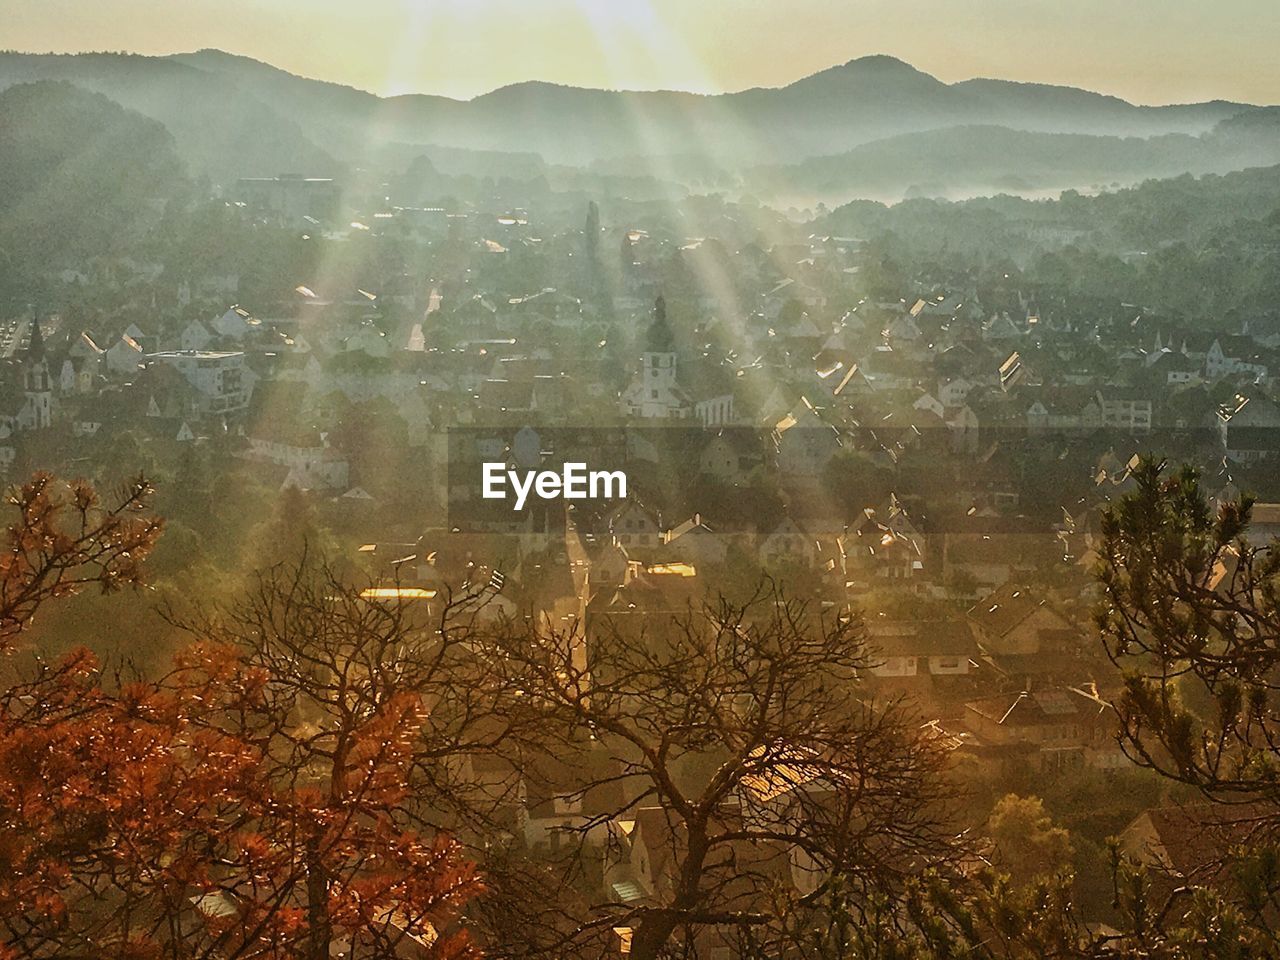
[2,31,1280,960]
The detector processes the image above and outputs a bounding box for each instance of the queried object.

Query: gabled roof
[968,583,1068,639]
[1122,801,1270,883]
[111,334,143,355]
[71,331,104,356]
[664,513,714,543]
[1210,335,1260,359]
[965,686,1110,728]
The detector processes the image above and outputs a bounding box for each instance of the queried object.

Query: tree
[1097,459,1280,790]
[0,480,483,959]
[249,485,334,569]
[162,560,573,960]
[475,589,964,960]
[1096,457,1280,950]
[0,645,266,956]
[0,472,162,649]
[325,395,413,501]
[988,795,1073,888]
[771,867,1086,960]
[0,637,482,960]
[175,560,609,960]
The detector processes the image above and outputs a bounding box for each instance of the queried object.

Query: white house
[759,517,818,569]
[146,351,254,415]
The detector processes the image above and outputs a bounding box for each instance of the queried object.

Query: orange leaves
[0,472,163,649]
[341,691,429,804]
[0,634,480,958]
[57,645,100,679]
[172,639,242,679]
[29,890,66,922]
[0,650,262,946]
[232,830,273,864]
[0,478,482,956]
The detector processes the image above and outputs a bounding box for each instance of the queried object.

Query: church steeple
[646,295,674,353]
[620,293,689,420]
[26,312,45,362]
[22,310,52,430]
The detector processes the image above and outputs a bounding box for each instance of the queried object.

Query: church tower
[642,294,678,394]
[22,315,53,431]
[621,295,690,419]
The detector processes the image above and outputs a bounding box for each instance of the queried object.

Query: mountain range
[0,48,1274,200]
[0,81,186,275]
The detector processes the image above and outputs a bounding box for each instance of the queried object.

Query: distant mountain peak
[476,79,573,98]
[786,54,945,92]
[842,54,918,70]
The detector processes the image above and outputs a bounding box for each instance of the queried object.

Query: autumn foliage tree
[0,472,162,648]
[0,477,482,960]
[165,559,548,960]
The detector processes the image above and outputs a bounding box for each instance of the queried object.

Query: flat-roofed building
[146,350,252,415]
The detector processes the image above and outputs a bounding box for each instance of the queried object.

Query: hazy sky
[2,0,1275,105]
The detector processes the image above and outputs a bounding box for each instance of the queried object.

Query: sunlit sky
[3,0,1276,105]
